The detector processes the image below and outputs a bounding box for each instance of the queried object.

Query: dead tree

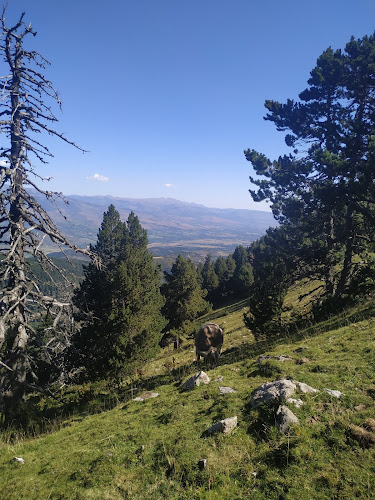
[0,10,91,414]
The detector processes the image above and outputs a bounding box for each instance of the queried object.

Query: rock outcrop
[250,379,297,408]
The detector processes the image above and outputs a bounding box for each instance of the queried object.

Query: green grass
[1,298,375,499]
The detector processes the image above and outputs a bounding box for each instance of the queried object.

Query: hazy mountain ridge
[35,193,276,260]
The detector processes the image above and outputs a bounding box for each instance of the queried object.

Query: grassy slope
[1,299,375,499]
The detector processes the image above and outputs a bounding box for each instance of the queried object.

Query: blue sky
[3,0,375,209]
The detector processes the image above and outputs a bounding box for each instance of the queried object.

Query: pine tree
[244,227,296,339]
[245,32,375,300]
[162,255,210,334]
[201,255,219,303]
[71,206,166,381]
[232,247,254,297]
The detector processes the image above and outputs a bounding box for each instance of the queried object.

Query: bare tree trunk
[0,40,29,409]
[0,10,93,416]
[325,210,337,297]
[336,203,354,297]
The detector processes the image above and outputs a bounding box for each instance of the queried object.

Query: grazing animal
[195,323,223,367]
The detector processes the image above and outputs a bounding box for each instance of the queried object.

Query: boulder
[276,405,300,433]
[250,379,297,408]
[205,416,238,435]
[182,371,210,390]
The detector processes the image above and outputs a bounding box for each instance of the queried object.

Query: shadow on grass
[7,299,374,437]
[297,301,375,338]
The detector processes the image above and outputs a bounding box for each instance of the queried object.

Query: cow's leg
[216,348,221,366]
[196,351,201,368]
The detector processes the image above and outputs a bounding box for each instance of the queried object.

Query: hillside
[1,298,374,499]
[33,193,276,261]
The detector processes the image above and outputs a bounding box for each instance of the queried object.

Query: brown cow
[195,323,223,367]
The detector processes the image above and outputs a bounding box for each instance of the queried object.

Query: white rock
[133,391,159,401]
[182,371,210,390]
[276,405,300,433]
[293,380,319,394]
[286,398,304,408]
[324,388,343,399]
[251,379,297,408]
[205,416,238,435]
[257,355,293,363]
[13,457,25,464]
[219,386,237,394]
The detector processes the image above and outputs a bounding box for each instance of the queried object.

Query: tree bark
[336,203,354,297]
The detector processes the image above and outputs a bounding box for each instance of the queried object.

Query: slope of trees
[245,32,375,334]
[198,247,254,307]
[70,206,166,381]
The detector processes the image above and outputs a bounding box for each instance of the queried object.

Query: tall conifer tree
[71,206,166,380]
[245,32,375,299]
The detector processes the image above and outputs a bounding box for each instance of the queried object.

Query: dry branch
[0,9,93,414]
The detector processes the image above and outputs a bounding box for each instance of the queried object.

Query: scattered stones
[205,416,238,435]
[13,457,25,464]
[324,388,343,399]
[213,376,224,382]
[133,391,159,402]
[219,386,237,394]
[286,398,304,408]
[297,357,310,365]
[349,424,375,448]
[276,405,300,433]
[293,380,319,394]
[257,355,293,363]
[251,379,297,408]
[198,459,207,470]
[182,371,210,390]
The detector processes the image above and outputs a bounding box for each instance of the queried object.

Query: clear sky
[2,0,375,209]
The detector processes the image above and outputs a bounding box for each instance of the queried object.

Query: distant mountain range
[35,193,276,263]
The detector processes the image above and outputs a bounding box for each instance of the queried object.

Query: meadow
[1,295,374,499]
